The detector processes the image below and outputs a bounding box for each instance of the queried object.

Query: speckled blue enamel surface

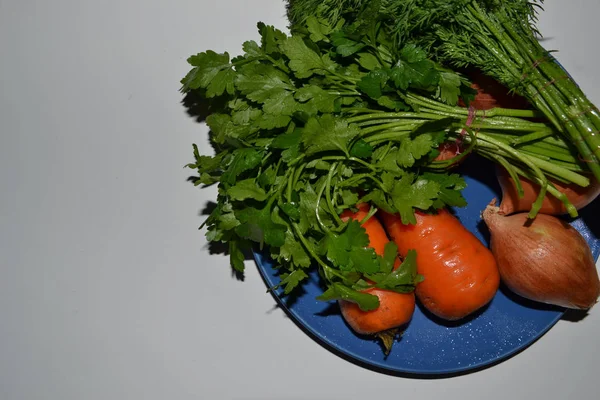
[253,157,600,376]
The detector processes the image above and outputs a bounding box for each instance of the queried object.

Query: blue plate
[253,156,600,376]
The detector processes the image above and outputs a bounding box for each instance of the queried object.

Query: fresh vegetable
[181,6,596,338]
[287,0,600,202]
[184,19,443,311]
[482,202,600,309]
[458,69,531,111]
[496,166,600,215]
[380,209,500,320]
[338,205,416,353]
[434,69,530,164]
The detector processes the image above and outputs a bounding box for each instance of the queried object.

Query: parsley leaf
[396,134,436,167]
[391,174,441,225]
[182,51,235,97]
[220,148,262,185]
[277,231,312,269]
[306,16,334,43]
[257,22,287,55]
[371,249,420,292]
[235,63,294,103]
[229,240,247,273]
[227,178,268,202]
[273,270,309,294]
[321,220,380,274]
[349,139,373,158]
[391,44,439,91]
[301,115,360,156]
[182,12,487,324]
[330,31,366,56]
[422,172,468,209]
[437,71,462,106]
[295,85,338,114]
[357,69,389,99]
[317,283,380,311]
[280,36,335,78]
[356,52,382,71]
[235,204,286,247]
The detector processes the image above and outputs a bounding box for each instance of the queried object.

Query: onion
[496,166,600,215]
[482,202,600,309]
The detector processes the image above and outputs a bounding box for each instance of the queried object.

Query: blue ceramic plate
[253,157,600,376]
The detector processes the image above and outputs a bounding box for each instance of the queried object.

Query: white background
[1,1,599,399]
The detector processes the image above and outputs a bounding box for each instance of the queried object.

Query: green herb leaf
[437,71,462,105]
[317,282,380,311]
[280,202,301,221]
[295,85,338,114]
[422,172,468,209]
[357,52,382,71]
[281,36,333,78]
[301,114,360,156]
[357,69,389,99]
[235,204,286,247]
[349,139,373,158]
[306,16,333,43]
[227,178,268,201]
[258,22,287,55]
[273,269,309,294]
[371,249,420,292]
[322,220,380,274]
[181,51,236,97]
[331,31,366,56]
[229,240,246,272]
[391,45,439,90]
[235,63,294,103]
[397,134,435,168]
[221,148,263,185]
[391,174,441,225]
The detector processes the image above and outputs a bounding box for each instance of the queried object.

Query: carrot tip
[375,328,402,357]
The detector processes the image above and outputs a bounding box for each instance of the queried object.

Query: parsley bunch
[182,15,589,309]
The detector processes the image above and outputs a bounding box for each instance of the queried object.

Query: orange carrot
[380,209,500,321]
[458,69,531,111]
[338,205,416,339]
[496,166,600,215]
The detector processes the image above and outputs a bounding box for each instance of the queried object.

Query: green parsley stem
[339,173,385,192]
[404,92,541,118]
[320,155,378,172]
[467,131,548,217]
[290,221,337,277]
[359,205,379,225]
[509,130,555,146]
[325,162,344,226]
[364,130,412,145]
[315,173,331,233]
[510,164,579,218]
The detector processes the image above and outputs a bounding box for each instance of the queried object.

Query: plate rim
[253,250,569,376]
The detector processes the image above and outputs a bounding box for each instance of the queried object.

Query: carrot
[339,205,416,352]
[435,71,531,165]
[496,165,600,216]
[380,209,500,321]
[458,68,531,111]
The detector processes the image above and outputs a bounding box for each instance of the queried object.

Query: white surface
[1,1,598,399]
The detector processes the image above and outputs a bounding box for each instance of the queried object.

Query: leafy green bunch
[287,0,600,183]
[181,17,475,309]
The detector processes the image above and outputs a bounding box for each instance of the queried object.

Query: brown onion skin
[496,166,600,215]
[482,204,600,309]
